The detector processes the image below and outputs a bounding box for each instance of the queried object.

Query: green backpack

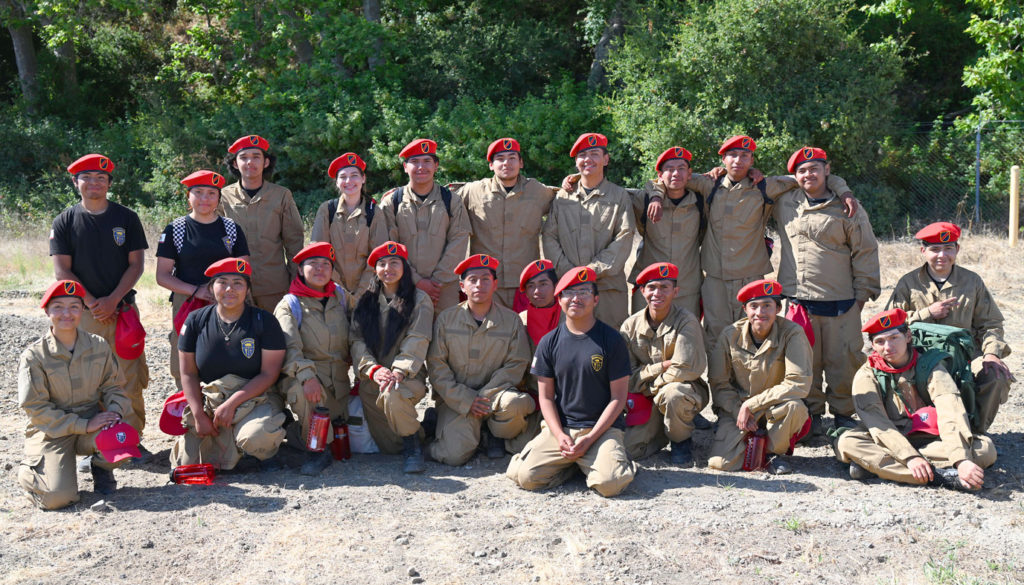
[908,322,979,428]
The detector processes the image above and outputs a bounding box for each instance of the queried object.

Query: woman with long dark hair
[350,241,433,473]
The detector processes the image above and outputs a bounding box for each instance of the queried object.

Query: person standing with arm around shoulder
[50,154,150,457]
[156,170,250,391]
[507,266,637,497]
[218,135,304,312]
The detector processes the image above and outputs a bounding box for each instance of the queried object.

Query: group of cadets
[16,131,1013,509]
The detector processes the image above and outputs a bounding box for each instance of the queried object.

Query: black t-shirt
[178,305,286,384]
[156,216,250,286]
[531,320,631,430]
[49,201,149,298]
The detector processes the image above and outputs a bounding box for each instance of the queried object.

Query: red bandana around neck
[867,349,919,374]
[288,276,336,299]
[526,303,561,346]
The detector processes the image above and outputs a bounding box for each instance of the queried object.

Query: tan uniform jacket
[687,174,849,280]
[18,330,131,438]
[310,198,390,305]
[542,179,635,291]
[428,302,531,416]
[850,360,973,465]
[709,317,812,418]
[630,181,703,295]
[218,181,304,297]
[381,183,472,286]
[887,265,1011,359]
[350,289,434,380]
[459,175,556,291]
[621,305,706,395]
[274,291,351,395]
[773,189,880,302]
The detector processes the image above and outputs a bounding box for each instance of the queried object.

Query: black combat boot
[402,435,425,474]
[669,438,694,467]
[91,462,117,495]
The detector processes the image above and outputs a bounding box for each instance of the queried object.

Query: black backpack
[388,185,453,217]
[706,176,775,256]
[327,197,378,228]
[641,189,706,241]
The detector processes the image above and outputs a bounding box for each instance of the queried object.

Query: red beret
[367,241,408,267]
[655,147,692,171]
[915,222,961,244]
[180,170,226,190]
[862,308,907,336]
[787,147,828,173]
[40,280,85,308]
[292,242,336,264]
[519,259,554,292]
[737,279,782,304]
[67,154,114,175]
[204,257,252,278]
[228,135,270,154]
[328,153,366,177]
[455,254,500,277]
[487,137,521,162]
[399,138,437,159]
[636,262,679,287]
[717,135,757,155]
[569,133,608,158]
[554,266,597,297]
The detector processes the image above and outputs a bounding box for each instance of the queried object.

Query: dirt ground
[0,234,1022,585]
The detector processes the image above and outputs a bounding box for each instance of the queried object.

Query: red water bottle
[170,463,216,485]
[331,418,351,460]
[742,429,768,471]
[306,407,331,452]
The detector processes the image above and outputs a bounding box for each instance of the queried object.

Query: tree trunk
[6,17,39,112]
[54,38,78,98]
[587,6,623,92]
[363,0,382,70]
[282,9,314,65]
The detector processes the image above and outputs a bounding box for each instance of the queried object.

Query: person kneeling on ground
[18,281,136,509]
[707,280,812,475]
[170,258,288,472]
[834,308,996,491]
[621,262,709,466]
[507,266,637,497]
[426,254,533,465]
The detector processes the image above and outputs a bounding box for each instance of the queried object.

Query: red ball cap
[95,422,141,463]
[292,242,336,264]
[180,170,226,190]
[328,152,366,177]
[204,257,252,278]
[624,392,654,426]
[737,279,782,304]
[67,154,115,175]
[455,254,500,277]
[399,138,437,159]
[635,262,679,287]
[487,138,521,162]
[787,146,828,173]
[655,147,692,172]
[40,280,85,309]
[114,305,146,360]
[159,391,188,436]
[718,135,757,155]
[519,259,554,292]
[915,222,961,244]
[367,241,408,267]
[569,133,608,158]
[554,266,597,297]
[228,134,269,154]
[862,308,907,336]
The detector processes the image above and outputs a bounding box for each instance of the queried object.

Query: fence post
[975,119,984,224]
[1011,165,1020,247]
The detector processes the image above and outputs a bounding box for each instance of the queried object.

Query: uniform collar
[638,305,679,338]
[404,182,441,205]
[456,301,500,330]
[489,175,524,195]
[335,197,364,220]
[915,263,957,291]
[44,328,91,359]
[800,190,838,209]
[574,178,608,199]
[721,175,753,190]
[736,318,781,356]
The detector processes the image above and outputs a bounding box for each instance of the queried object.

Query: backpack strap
[704,176,726,208]
[283,293,303,329]
[172,216,188,254]
[392,186,452,217]
[756,180,773,206]
[327,198,339,227]
[221,216,238,253]
[641,191,649,231]
[391,187,404,214]
[364,198,376,227]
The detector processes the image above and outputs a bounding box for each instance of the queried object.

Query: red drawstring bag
[174,293,210,335]
[785,302,815,347]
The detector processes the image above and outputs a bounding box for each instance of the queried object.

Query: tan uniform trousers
[253,292,286,314]
[595,287,629,331]
[168,291,191,390]
[435,282,461,314]
[625,380,709,460]
[974,358,1012,434]
[507,422,636,497]
[494,287,517,310]
[19,431,120,510]
[358,377,427,454]
[80,305,149,433]
[837,430,997,485]
[707,399,809,471]
[802,306,863,418]
[630,289,700,322]
[170,379,287,470]
[701,276,759,353]
[282,380,349,453]
[427,388,536,466]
